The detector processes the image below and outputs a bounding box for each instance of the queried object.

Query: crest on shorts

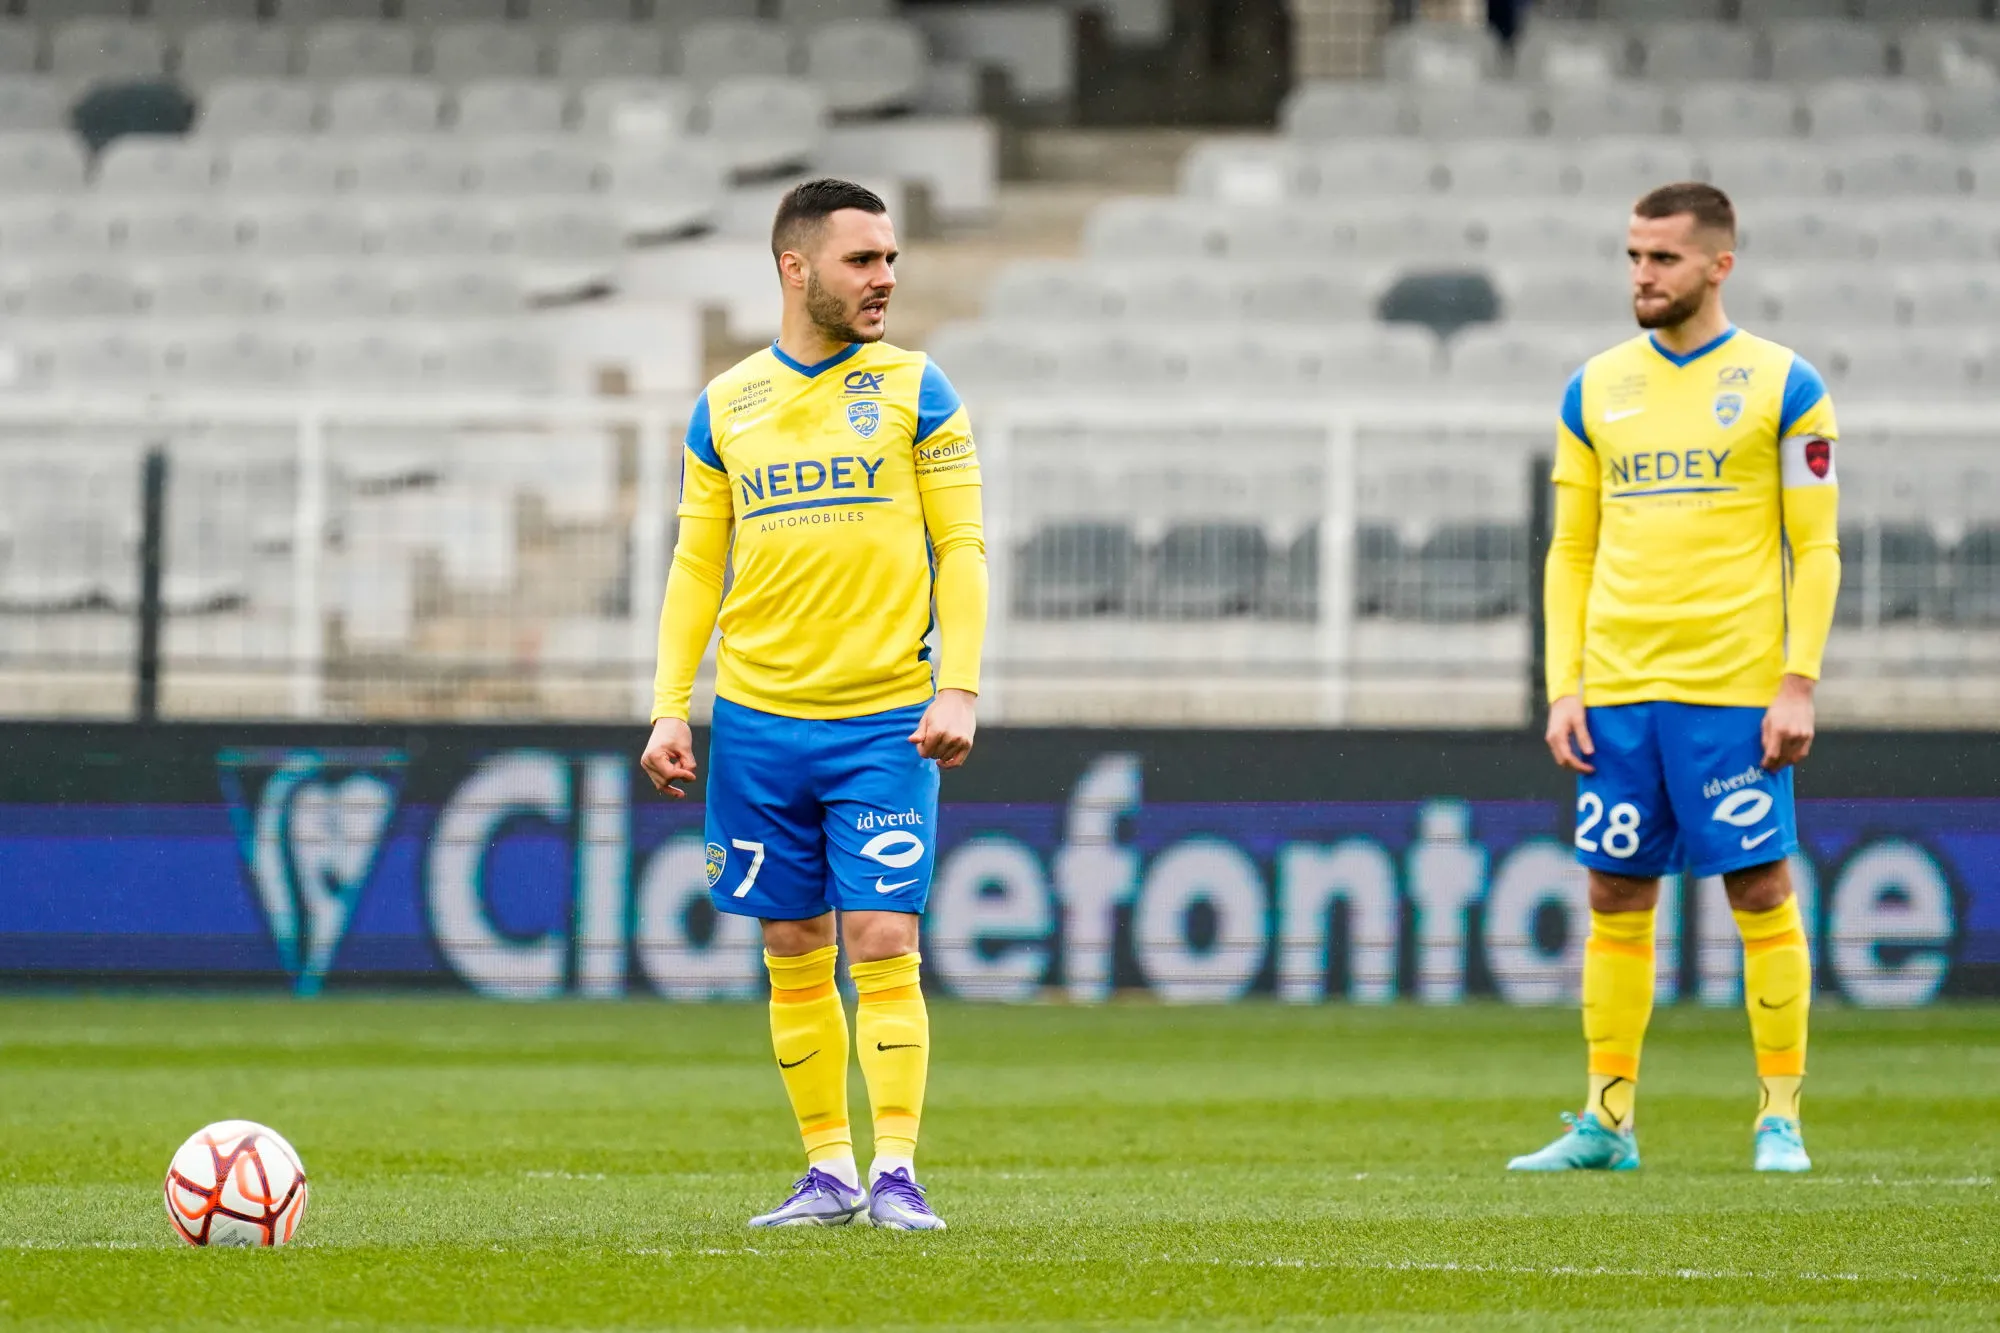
[846,400,880,439]
[704,841,727,887]
[1713,392,1743,427]
[1804,436,1832,478]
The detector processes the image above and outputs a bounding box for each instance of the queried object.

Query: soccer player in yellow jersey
[638,179,986,1229]
[1508,184,1838,1175]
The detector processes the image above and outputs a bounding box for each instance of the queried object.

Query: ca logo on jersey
[847,400,880,438]
[1713,392,1743,427]
[704,841,727,887]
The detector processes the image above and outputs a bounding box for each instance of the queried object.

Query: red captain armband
[1780,434,1837,487]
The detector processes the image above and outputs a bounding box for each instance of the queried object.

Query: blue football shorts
[702,696,940,920]
[1573,701,1797,880]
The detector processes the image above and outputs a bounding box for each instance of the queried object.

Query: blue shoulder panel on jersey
[1560,368,1591,450]
[914,358,964,446]
[684,390,721,471]
[1777,354,1828,438]
[769,340,861,378]
[1646,325,1737,368]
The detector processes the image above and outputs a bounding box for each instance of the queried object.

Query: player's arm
[642,394,733,797]
[1766,363,1841,771]
[1545,369,1601,774]
[908,359,987,769]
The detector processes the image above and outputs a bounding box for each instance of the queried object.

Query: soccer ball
[163,1120,309,1248]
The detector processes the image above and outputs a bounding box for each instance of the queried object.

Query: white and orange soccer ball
[163,1120,309,1248]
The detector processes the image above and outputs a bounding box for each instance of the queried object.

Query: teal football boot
[1507,1111,1640,1172]
[1753,1116,1811,1173]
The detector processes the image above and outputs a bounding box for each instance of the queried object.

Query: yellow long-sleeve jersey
[651,340,987,722]
[1544,326,1841,708]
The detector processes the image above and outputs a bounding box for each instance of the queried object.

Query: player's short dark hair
[771,178,888,262]
[1632,182,1736,241]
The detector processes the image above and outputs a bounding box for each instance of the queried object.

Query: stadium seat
[176,22,293,88]
[72,79,196,153]
[1600,0,1725,17]
[48,329,164,392]
[509,202,620,296]
[805,20,925,117]
[1853,521,1949,624]
[1481,208,1621,265]
[152,0,262,28]
[325,78,446,136]
[403,264,522,318]
[1805,80,1932,139]
[1264,525,1318,620]
[1672,83,1801,141]
[1700,140,1833,201]
[147,264,270,318]
[1935,86,2000,142]
[1309,139,1437,197]
[1239,266,1373,323]
[0,132,89,196]
[1112,267,1239,325]
[116,202,240,257]
[606,138,725,236]
[1409,83,1537,140]
[1439,142,1570,197]
[1949,524,2000,625]
[702,77,826,176]
[472,136,603,197]
[1145,522,1268,620]
[1178,140,1311,205]
[1833,141,1972,198]
[454,79,569,136]
[200,79,320,137]
[680,20,792,83]
[1543,83,1670,139]
[1765,270,1904,326]
[1394,521,1528,621]
[1447,325,1593,401]
[1219,205,1366,261]
[1877,210,1994,263]
[429,23,543,85]
[0,79,73,135]
[273,0,390,23]
[1740,206,1873,260]
[301,22,419,81]
[987,261,1124,322]
[1499,265,1633,325]
[577,77,695,139]
[1900,25,2000,87]
[1903,267,2000,324]
[1839,330,1978,399]
[0,25,36,77]
[1976,147,2000,199]
[1351,207,1481,262]
[18,0,138,17]
[1636,22,1760,82]
[1514,22,1631,84]
[18,267,143,320]
[922,321,1060,394]
[1013,522,1139,619]
[48,21,167,84]
[1279,82,1406,140]
[307,330,429,392]
[773,0,892,22]
[1061,330,1193,392]
[523,0,635,21]
[273,264,399,318]
[1569,137,1700,198]
[350,138,476,196]
[404,0,510,22]
[1381,20,1502,83]
[0,201,114,257]
[371,201,499,257]
[224,134,346,197]
[1378,269,1500,339]
[435,332,557,395]
[553,24,670,81]
[177,329,303,390]
[1740,0,1855,18]
[1766,22,1891,81]
[240,203,370,257]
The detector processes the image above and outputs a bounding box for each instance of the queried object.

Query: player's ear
[1710,248,1735,284]
[777,249,808,290]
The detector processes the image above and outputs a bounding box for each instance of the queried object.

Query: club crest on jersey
[704,841,727,887]
[846,400,880,438]
[1713,392,1743,427]
[1805,437,1832,478]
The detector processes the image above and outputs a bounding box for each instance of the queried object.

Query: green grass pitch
[1,998,1995,1331]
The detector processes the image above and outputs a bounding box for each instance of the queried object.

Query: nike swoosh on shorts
[1741,829,1777,850]
[874,877,917,894]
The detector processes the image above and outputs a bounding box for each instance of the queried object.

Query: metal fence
[1,397,1996,726]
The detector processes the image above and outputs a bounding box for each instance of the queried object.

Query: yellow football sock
[850,952,928,1171]
[1581,908,1656,1131]
[765,946,852,1167]
[1736,897,1810,1124]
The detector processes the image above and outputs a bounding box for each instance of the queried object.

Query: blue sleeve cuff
[1777,355,1828,438]
[685,390,721,471]
[915,358,964,446]
[1559,368,1591,450]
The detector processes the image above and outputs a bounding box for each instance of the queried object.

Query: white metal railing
[0,395,1996,725]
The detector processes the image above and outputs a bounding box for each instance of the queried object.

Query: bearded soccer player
[639,179,985,1229]
[1508,183,1838,1175]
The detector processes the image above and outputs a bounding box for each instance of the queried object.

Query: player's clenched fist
[1760,674,1816,772]
[909,687,977,769]
[1545,695,1596,774]
[640,717,698,798]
